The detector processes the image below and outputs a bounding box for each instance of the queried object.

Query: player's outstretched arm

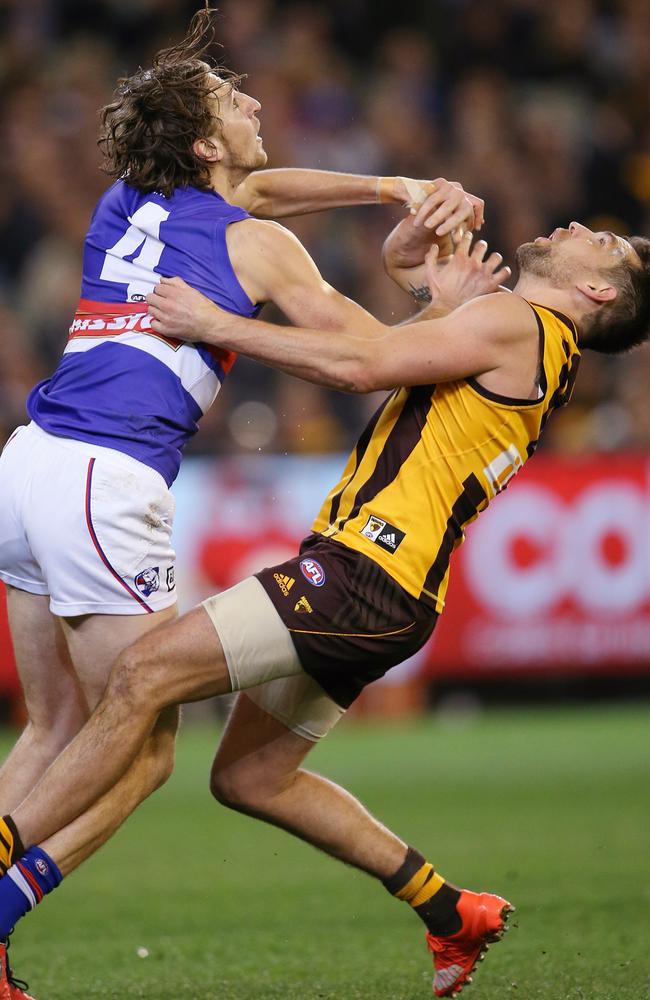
[232,169,483,235]
[149,211,501,356]
[147,245,521,393]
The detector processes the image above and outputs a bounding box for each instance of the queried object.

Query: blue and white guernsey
[27,181,258,485]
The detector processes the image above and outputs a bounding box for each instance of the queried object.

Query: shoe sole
[438,903,516,999]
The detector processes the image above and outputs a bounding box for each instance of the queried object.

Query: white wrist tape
[398,177,435,212]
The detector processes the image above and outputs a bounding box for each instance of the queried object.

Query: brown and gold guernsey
[311,302,580,613]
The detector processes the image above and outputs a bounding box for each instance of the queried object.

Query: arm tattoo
[408,282,433,305]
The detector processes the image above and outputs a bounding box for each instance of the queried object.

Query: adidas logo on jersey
[294,596,313,614]
[360,514,405,554]
[273,573,295,597]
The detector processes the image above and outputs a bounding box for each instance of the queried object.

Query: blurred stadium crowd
[0,0,648,456]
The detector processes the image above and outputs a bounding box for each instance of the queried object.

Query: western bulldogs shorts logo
[299,558,326,587]
[135,566,160,597]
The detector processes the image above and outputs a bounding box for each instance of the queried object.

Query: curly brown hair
[98,7,242,198]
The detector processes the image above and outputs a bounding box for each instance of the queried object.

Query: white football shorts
[0,422,177,616]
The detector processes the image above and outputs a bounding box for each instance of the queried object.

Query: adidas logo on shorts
[274,573,295,597]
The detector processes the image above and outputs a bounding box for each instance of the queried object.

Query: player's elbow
[333,359,377,394]
[342,355,393,394]
[337,331,391,393]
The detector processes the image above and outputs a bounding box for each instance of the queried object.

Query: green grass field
[1,705,648,999]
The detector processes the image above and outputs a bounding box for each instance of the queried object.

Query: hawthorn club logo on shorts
[134,566,160,597]
[294,595,313,613]
[360,514,405,554]
[299,558,326,586]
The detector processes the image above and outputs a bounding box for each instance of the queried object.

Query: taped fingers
[397,177,437,213]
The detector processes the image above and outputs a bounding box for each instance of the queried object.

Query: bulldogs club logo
[299,558,326,587]
[135,566,160,597]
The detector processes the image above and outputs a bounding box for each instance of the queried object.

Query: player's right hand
[391,177,484,235]
[147,277,231,342]
[424,232,511,314]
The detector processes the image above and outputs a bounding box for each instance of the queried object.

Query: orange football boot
[425,889,514,997]
[0,943,35,1000]
[0,945,14,1000]
[9,983,36,1000]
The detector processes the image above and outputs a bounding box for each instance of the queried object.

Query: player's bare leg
[0,589,90,812]
[9,605,232,850]
[57,604,179,720]
[0,597,180,871]
[0,594,180,997]
[210,694,512,999]
[211,693,408,877]
[43,704,179,875]
[57,605,183,864]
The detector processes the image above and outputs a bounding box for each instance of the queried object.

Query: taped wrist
[376,176,396,203]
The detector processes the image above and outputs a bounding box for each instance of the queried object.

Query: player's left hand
[424,232,511,313]
[147,277,232,342]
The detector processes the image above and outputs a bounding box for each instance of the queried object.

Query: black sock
[383,846,461,937]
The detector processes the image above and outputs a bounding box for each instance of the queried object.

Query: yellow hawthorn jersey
[312,301,580,613]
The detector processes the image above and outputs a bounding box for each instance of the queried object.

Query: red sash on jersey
[68,298,236,374]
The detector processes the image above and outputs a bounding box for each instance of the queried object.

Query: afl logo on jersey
[299,558,326,587]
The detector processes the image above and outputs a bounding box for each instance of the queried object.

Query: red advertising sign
[426,453,650,679]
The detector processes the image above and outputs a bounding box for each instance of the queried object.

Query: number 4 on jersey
[100,202,170,301]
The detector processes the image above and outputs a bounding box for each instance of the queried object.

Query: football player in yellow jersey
[2,213,650,997]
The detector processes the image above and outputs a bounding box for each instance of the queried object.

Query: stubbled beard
[516,242,570,284]
[228,142,267,174]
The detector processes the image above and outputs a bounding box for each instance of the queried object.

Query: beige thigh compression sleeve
[202,576,303,689]
[202,576,345,741]
[246,674,346,743]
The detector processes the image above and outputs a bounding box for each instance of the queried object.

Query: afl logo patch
[299,558,326,587]
[35,858,49,876]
